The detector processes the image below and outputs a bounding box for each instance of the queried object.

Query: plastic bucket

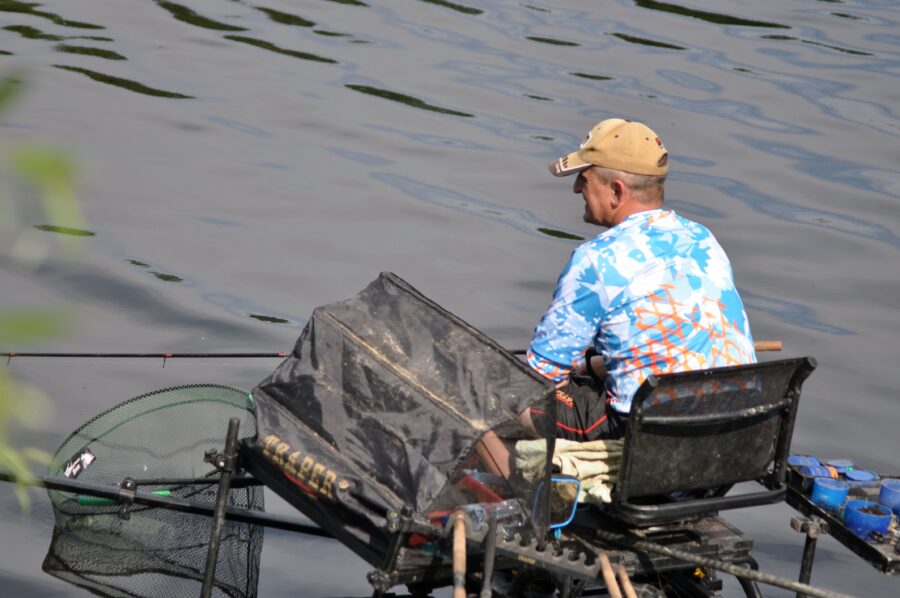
[788,455,821,468]
[824,458,854,474]
[878,479,900,511]
[811,478,848,513]
[845,469,880,488]
[843,499,891,541]
[799,465,838,478]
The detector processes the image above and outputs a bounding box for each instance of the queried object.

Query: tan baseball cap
[548,118,668,177]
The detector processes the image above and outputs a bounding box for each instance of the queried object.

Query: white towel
[515,438,624,504]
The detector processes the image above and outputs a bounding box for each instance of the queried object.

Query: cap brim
[548,151,591,177]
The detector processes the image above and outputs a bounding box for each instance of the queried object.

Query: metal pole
[478,510,499,598]
[591,527,850,598]
[792,516,826,598]
[200,418,240,598]
[368,506,412,597]
[0,469,329,536]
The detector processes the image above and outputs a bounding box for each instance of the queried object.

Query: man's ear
[611,179,625,206]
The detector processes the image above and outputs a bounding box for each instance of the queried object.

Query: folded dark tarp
[244,272,555,567]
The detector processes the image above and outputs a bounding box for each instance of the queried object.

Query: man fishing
[525,118,757,441]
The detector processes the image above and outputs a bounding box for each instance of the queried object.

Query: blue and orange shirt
[527,209,756,414]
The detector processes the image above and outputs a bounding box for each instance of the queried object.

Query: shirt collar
[617,208,669,229]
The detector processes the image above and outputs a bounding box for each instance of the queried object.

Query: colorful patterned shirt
[527,209,756,414]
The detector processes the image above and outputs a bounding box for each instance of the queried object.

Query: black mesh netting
[42,384,263,598]
[244,272,557,569]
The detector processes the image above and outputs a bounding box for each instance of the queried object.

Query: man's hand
[573,354,607,379]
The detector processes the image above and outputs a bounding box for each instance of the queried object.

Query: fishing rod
[0,470,331,538]
[2,340,782,365]
[2,352,286,366]
[511,340,783,355]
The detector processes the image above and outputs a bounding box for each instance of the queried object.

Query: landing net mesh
[42,384,263,598]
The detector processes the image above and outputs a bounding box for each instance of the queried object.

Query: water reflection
[633,0,789,29]
[328,147,394,166]
[571,72,613,81]
[224,35,338,64]
[151,271,184,283]
[364,124,489,150]
[537,228,584,241]
[0,0,104,30]
[55,44,125,60]
[734,135,900,200]
[253,2,363,41]
[741,291,853,336]
[526,36,580,47]
[155,0,246,32]
[53,65,192,98]
[208,116,272,138]
[761,34,873,56]
[345,84,473,117]
[203,292,301,328]
[248,314,290,324]
[5,1,900,596]
[582,72,807,133]
[4,24,66,41]
[679,172,900,250]
[419,0,482,16]
[658,69,722,92]
[372,173,584,242]
[611,32,685,50]
[255,6,315,28]
[831,12,863,21]
[314,30,355,39]
[125,259,185,284]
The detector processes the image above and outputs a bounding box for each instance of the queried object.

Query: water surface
[2,1,899,596]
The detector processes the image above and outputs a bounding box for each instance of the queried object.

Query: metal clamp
[790,516,828,537]
[204,447,237,474]
[117,477,136,520]
[369,506,416,597]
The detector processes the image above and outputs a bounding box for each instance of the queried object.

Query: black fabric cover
[243,272,555,567]
[618,357,815,500]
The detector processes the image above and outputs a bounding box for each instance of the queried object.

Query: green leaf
[0,71,23,113]
[0,310,70,343]
[12,146,84,240]
[33,224,95,236]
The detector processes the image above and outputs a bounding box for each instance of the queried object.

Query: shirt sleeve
[527,244,607,383]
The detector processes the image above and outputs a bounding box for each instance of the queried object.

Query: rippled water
[2,0,899,596]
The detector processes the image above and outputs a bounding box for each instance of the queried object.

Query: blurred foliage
[1,71,80,509]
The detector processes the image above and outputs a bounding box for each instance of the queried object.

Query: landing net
[42,384,263,598]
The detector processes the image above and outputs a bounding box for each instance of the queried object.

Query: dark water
[1,0,899,595]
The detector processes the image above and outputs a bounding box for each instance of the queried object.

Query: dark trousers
[531,376,627,441]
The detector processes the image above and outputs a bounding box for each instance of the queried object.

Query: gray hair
[592,166,666,203]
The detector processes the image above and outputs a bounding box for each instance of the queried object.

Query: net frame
[44,384,264,598]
